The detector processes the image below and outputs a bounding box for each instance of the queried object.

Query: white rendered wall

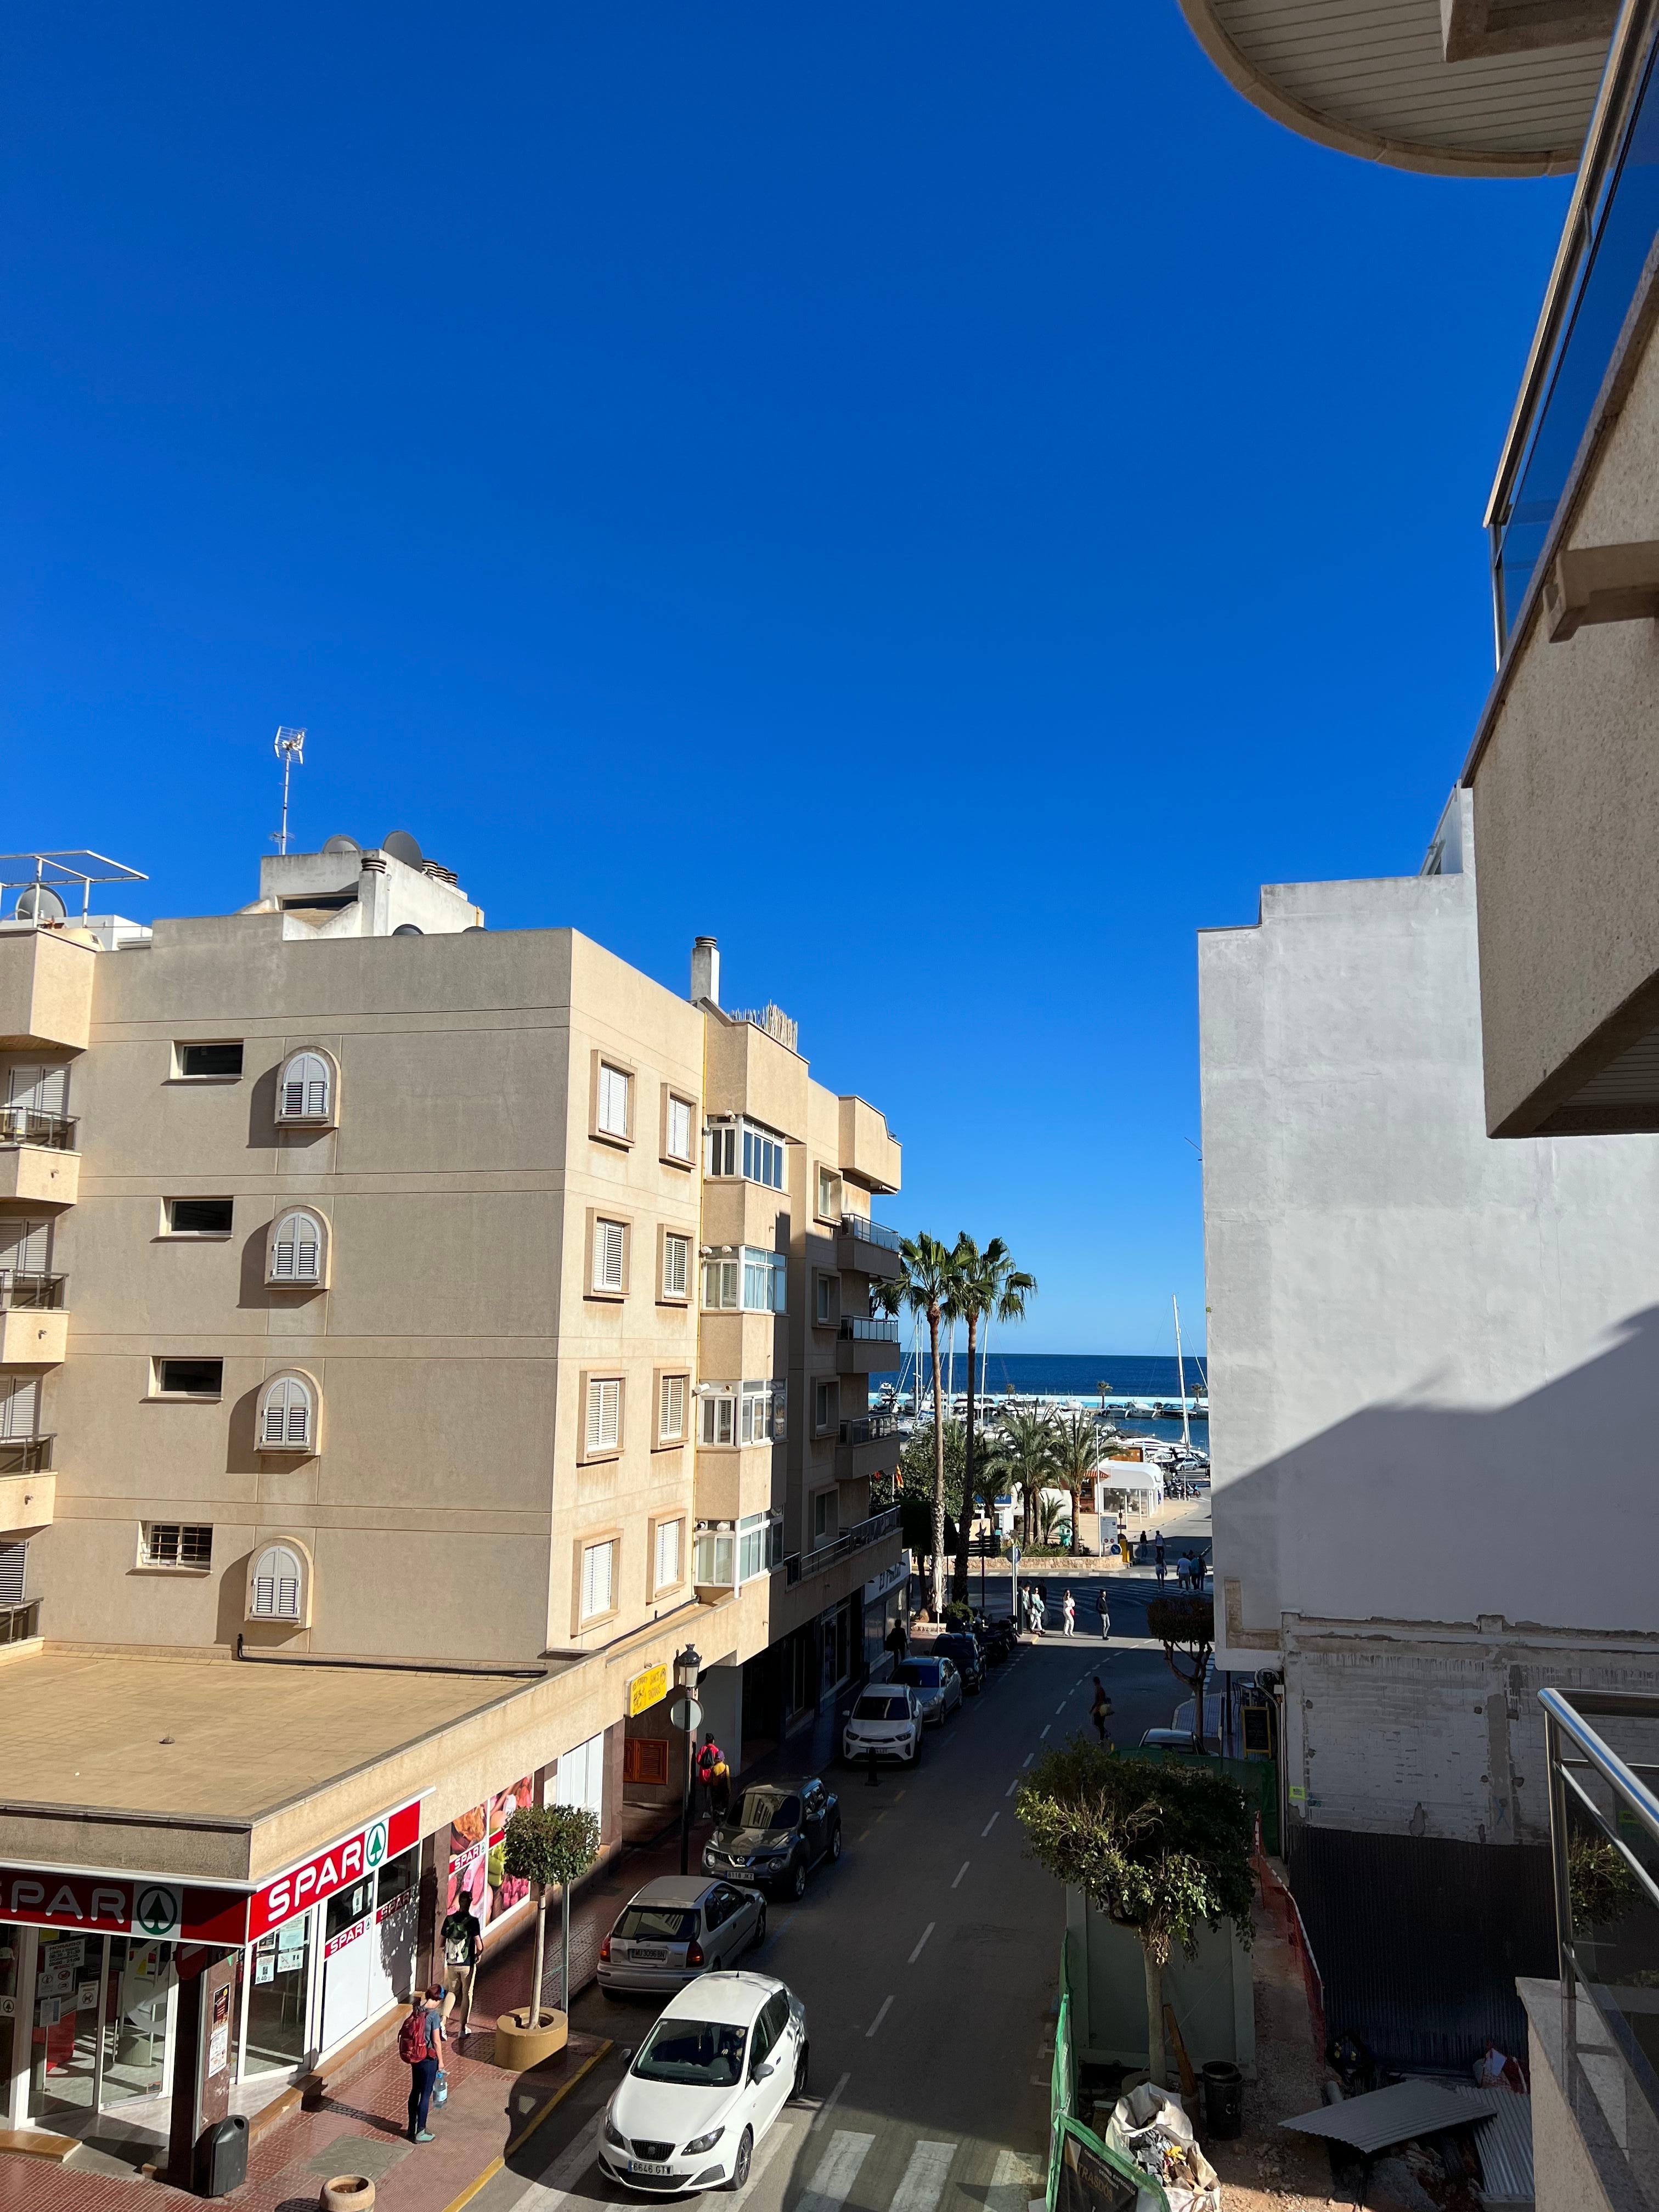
[1200,794,1659,1664]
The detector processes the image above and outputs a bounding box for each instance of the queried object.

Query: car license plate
[631,2162,672,2175]
[633,1948,665,1962]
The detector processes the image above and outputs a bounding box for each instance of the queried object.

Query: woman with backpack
[402,1983,445,2142]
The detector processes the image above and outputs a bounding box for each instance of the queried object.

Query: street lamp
[675,1643,702,1876]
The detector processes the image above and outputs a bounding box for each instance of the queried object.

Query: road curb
[441,2038,613,2212]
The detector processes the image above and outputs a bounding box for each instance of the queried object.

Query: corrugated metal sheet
[1447,2083,1535,2204]
[1280,2079,1500,2153]
[1286,1827,1556,2071]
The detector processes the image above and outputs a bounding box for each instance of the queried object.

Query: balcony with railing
[1537,1685,1659,2207]
[0,1107,80,1207]
[0,1599,41,1647]
[836,1313,902,1376]
[838,1412,901,1447]
[0,1448,54,1537]
[836,1410,901,1481]
[836,1212,904,1278]
[785,1505,901,1585]
[0,1273,69,1364]
[0,1436,52,1475]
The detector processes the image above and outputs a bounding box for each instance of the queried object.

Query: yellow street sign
[627,1662,669,1718]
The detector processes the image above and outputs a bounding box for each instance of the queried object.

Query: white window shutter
[0,1377,40,1439]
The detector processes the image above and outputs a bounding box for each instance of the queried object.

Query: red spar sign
[249,1799,422,1940]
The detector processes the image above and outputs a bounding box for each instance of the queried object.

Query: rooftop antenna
[273,726,307,854]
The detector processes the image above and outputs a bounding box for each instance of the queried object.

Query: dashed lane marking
[951,1860,969,1889]
[866,1995,895,2039]
[908,1921,935,1964]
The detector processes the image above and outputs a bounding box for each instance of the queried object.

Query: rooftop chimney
[691,935,720,1009]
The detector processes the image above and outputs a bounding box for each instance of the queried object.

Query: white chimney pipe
[691,935,720,1008]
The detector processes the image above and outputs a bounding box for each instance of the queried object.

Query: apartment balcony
[0,1600,41,1647]
[693,1444,777,1526]
[836,1410,903,1482]
[835,1213,903,1280]
[0,1273,68,1365]
[784,1506,901,1588]
[836,1096,900,1195]
[1534,1685,1659,2207]
[0,1448,55,1538]
[836,1314,901,1375]
[0,929,93,1053]
[0,1110,80,1208]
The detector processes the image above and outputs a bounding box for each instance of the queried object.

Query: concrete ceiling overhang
[1176,0,1615,177]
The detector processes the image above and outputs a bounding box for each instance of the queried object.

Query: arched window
[269,1210,323,1284]
[250,1542,304,1620]
[259,1373,315,1450]
[277,1050,333,1123]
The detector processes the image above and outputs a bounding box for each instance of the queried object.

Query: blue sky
[5,5,1571,1351]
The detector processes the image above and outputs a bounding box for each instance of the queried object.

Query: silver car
[894,1655,963,1726]
[599,1877,766,1999]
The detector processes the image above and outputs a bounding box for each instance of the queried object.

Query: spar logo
[134,1884,182,1939]
[365,1820,388,1872]
[250,1800,420,1939]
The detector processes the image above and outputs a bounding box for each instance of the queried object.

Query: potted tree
[494,1802,601,2068]
[1017,1738,1252,2092]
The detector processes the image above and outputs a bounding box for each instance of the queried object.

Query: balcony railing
[1488,3,1659,647]
[838,1315,900,1344]
[786,1505,900,1584]
[838,1214,902,1254]
[0,1272,65,1310]
[0,1600,40,1646]
[1541,1684,1659,2198]
[0,1107,76,1150]
[838,1413,901,1447]
[0,1436,52,1475]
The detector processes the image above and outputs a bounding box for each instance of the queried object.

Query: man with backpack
[401,1984,445,2142]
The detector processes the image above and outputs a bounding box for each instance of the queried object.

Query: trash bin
[195,2113,249,2198]
[1199,2059,1244,2140]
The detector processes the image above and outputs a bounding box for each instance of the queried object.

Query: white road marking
[1004,1778,1020,1797]
[799,2129,876,2212]
[889,2139,959,2212]
[507,2111,606,2211]
[908,1921,935,1964]
[951,1860,969,1889]
[981,1811,1000,1838]
[1040,1725,1050,1739]
[865,1994,895,2038]
[809,2069,851,2133]
[1022,1752,1035,1768]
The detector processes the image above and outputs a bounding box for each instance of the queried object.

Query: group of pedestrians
[1020,1583,1111,1639]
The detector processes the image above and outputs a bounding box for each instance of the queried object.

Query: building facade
[0,835,902,2156]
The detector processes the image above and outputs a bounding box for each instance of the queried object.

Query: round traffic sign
[668,1695,703,1734]
[1009,1543,1022,1567]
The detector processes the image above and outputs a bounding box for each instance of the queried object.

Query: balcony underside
[0,1472,54,1538]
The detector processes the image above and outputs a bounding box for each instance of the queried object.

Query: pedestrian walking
[1090,1677,1113,1747]
[886,1616,910,1669]
[402,1983,445,2142]
[438,1892,485,2039]
[696,1733,724,1819]
[1193,1551,1208,1590]
[1062,1589,1076,1638]
[1096,1589,1110,1640]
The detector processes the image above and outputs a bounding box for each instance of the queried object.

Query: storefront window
[319,1877,377,2056]
[26,1933,175,2126]
[27,1931,100,2122]
[370,1848,420,2017]
[244,1909,312,2077]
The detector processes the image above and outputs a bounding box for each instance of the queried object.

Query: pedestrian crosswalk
[507,2112,1045,2212]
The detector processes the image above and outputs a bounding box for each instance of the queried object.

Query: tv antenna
[273,727,307,854]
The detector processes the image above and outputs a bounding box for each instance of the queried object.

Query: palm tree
[945,1238,1037,1601]
[999,1403,1059,1547]
[1049,1408,1102,1549]
[882,1233,963,1615]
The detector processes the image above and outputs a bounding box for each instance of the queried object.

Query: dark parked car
[917,1632,985,1694]
[702,1776,842,1899]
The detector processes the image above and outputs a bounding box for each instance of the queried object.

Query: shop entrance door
[98,1940,174,2112]
[366,1850,418,2018]
[25,1932,176,2132]
[318,1878,375,2057]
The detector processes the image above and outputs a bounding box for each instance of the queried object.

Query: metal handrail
[838,1215,902,1253]
[795,1506,901,1580]
[0,1108,76,1150]
[1541,1685,1659,1849]
[0,1272,66,1311]
[0,1436,52,1475]
[0,1601,39,1646]
[838,1315,900,1342]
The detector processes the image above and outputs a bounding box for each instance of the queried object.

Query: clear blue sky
[5,5,1570,1352]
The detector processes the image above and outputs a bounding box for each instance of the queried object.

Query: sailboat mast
[1173,1294,1191,1453]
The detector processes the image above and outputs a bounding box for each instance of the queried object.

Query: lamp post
[675,1643,703,1876]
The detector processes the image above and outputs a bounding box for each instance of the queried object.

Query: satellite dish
[15,885,67,922]
[323,834,360,856]
[392,922,424,936]
[462,924,487,933]
[383,831,424,867]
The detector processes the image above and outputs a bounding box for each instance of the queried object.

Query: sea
[869,1351,1209,1444]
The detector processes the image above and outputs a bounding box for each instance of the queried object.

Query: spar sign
[249,1798,422,1940]
[0,1870,247,1945]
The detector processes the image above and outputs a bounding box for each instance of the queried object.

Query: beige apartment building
[0,837,901,2165]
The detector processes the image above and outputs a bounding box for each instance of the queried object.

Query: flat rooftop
[0,1649,551,1880]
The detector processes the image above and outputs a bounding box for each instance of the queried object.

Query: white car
[842,1683,923,1766]
[600,1971,808,2194]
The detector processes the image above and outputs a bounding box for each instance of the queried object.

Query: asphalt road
[479,1577,1188,2212]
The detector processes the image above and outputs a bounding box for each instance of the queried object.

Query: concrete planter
[320,2178,375,2211]
[493,2007,568,2069]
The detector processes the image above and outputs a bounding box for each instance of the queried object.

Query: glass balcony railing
[0,1272,66,1310]
[1541,1685,1659,2204]
[1490,5,1659,647]
[0,1107,76,1150]
[0,1436,52,1475]
[838,1315,901,1344]
[0,1600,40,1646]
[838,1215,902,1254]
[838,1413,901,1446]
